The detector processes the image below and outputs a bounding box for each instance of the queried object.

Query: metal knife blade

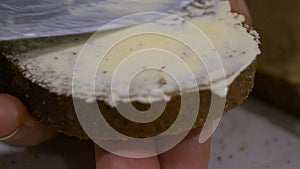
[0,0,194,41]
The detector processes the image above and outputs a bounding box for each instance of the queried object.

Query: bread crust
[0,56,13,93]
[1,55,256,139]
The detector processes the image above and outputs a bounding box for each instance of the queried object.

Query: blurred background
[247,0,300,115]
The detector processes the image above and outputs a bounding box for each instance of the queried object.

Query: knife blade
[0,0,194,41]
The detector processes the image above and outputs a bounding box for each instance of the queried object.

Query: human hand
[0,1,251,168]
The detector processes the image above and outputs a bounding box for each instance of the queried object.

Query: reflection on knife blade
[0,0,195,41]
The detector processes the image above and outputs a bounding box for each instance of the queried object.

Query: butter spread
[7,1,260,106]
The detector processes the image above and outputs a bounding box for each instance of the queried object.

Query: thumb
[0,94,58,146]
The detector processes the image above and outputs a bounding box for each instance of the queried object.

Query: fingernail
[0,123,31,141]
[0,127,20,141]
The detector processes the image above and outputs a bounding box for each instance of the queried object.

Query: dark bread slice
[1,55,257,139]
[246,0,300,114]
[0,1,260,139]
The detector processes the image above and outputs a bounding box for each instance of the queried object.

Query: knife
[0,0,195,41]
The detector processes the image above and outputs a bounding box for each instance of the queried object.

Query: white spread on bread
[8,1,260,106]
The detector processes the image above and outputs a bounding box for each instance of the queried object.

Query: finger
[159,128,211,169]
[95,145,161,169]
[0,94,58,146]
[226,0,252,25]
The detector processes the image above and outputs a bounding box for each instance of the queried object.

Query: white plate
[1,97,299,169]
[209,98,300,169]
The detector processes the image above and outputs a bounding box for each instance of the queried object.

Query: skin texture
[0,0,250,168]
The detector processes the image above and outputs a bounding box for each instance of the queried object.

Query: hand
[0,1,251,168]
[0,94,57,146]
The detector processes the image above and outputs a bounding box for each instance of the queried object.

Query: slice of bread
[246,0,300,114]
[0,1,260,139]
